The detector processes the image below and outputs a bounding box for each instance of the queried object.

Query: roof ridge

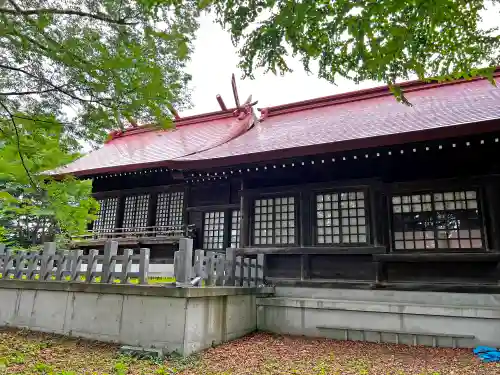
[259,70,500,119]
[106,108,240,141]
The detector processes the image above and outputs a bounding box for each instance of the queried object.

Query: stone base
[0,280,269,356]
[256,287,500,348]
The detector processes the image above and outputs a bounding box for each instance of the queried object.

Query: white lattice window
[156,191,184,227]
[93,197,119,233]
[392,190,484,250]
[122,194,150,230]
[230,209,241,248]
[316,191,367,244]
[203,211,225,249]
[253,197,296,245]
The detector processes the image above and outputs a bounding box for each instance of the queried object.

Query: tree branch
[1,4,137,25]
[0,88,58,96]
[0,99,38,190]
[0,63,115,105]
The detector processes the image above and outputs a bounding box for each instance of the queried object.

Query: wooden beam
[216,94,227,111]
[240,178,379,197]
[238,246,386,256]
[374,252,500,262]
[186,203,240,212]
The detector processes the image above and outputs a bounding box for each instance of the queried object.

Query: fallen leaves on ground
[1,329,500,374]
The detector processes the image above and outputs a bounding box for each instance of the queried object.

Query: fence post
[257,253,265,286]
[250,258,257,286]
[215,253,226,286]
[205,251,216,286]
[120,249,133,283]
[85,249,99,283]
[235,256,243,286]
[173,250,182,281]
[225,248,236,286]
[2,249,13,278]
[243,257,251,287]
[14,252,26,279]
[27,251,39,280]
[138,248,150,284]
[102,240,118,283]
[177,238,193,285]
[40,242,56,280]
[70,249,83,281]
[55,251,67,281]
[193,249,206,280]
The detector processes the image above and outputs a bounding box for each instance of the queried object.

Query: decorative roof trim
[258,69,500,119]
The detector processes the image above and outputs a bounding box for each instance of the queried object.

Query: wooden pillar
[484,180,500,251]
[240,179,250,247]
[116,194,125,229]
[377,183,391,252]
[300,190,313,246]
[223,208,231,250]
[183,184,190,226]
[299,189,312,280]
[148,192,158,227]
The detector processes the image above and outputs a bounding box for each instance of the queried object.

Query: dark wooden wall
[89,131,500,290]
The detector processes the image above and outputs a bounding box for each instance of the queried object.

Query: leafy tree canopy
[0,0,198,145]
[211,0,500,102]
[1,0,499,247]
[0,115,98,248]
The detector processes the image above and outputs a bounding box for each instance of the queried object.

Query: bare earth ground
[1,328,500,374]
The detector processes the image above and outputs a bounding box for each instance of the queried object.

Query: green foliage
[211,0,500,99]
[1,0,498,247]
[0,1,200,247]
[0,116,98,248]
[0,0,198,144]
[113,358,130,375]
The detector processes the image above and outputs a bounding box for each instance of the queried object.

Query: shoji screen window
[392,190,484,250]
[93,197,119,234]
[203,211,225,250]
[315,191,368,244]
[229,209,241,248]
[156,191,184,227]
[122,194,150,230]
[253,197,296,245]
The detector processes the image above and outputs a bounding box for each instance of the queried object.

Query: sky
[181,6,499,117]
[180,13,379,116]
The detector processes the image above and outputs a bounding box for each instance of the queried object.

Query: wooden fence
[174,245,265,287]
[0,241,149,284]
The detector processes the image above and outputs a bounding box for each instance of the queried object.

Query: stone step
[273,287,500,308]
[316,326,475,348]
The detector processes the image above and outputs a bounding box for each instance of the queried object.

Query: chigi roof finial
[216,73,258,117]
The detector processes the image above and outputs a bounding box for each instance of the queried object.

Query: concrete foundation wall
[0,281,262,356]
[257,287,500,348]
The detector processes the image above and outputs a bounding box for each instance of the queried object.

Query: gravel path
[1,329,499,374]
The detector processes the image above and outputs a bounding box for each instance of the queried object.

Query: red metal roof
[54,74,500,176]
[173,75,500,168]
[51,110,254,176]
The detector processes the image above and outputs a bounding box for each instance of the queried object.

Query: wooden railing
[0,241,150,284]
[174,239,265,287]
[72,224,195,244]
